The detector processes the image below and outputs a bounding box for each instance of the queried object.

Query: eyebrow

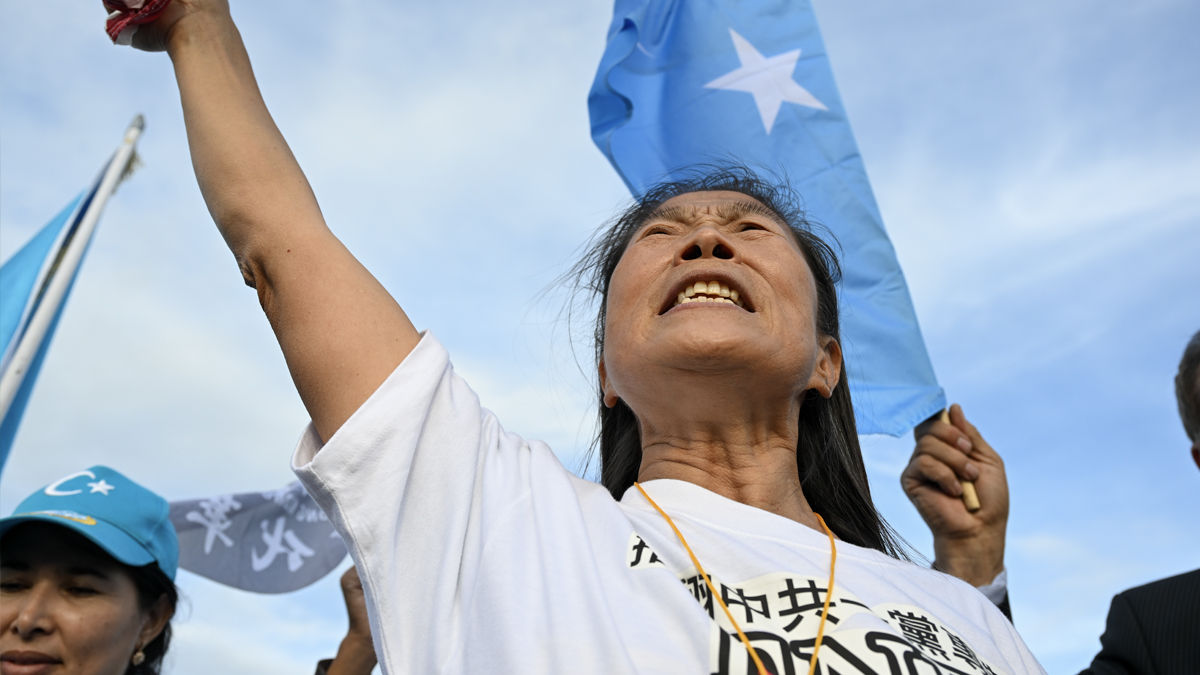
[0,562,111,579]
[645,200,785,227]
[65,566,111,580]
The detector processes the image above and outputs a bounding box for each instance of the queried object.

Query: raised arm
[131,1,420,442]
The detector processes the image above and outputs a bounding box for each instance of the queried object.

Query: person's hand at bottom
[326,566,377,675]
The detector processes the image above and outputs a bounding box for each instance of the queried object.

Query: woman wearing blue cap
[0,466,178,674]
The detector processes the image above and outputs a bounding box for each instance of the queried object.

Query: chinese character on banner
[184,494,242,554]
[887,609,950,661]
[170,481,346,593]
[251,516,316,572]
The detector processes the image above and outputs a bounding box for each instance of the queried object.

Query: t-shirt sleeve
[291,331,553,673]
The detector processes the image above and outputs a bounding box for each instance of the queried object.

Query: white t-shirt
[293,333,1045,675]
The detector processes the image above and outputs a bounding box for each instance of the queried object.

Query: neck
[635,412,824,534]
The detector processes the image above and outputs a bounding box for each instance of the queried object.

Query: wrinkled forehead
[643,190,790,230]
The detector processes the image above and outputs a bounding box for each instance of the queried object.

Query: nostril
[681,244,702,261]
[713,244,733,260]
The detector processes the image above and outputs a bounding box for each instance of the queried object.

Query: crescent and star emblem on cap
[43,471,115,497]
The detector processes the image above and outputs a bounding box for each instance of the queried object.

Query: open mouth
[663,279,752,313]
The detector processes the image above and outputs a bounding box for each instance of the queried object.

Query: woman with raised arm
[115,3,1045,673]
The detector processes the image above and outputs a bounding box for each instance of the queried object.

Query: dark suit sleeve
[1077,593,1153,675]
[1078,569,1200,675]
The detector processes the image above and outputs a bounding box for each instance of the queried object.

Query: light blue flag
[0,118,143,474]
[0,189,95,471]
[588,0,944,435]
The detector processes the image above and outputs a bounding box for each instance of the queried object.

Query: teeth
[671,281,747,309]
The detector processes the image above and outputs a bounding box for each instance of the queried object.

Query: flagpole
[0,115,144,421]
[939,408,981,512]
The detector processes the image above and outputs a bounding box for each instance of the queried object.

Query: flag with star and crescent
[589,0,945,436]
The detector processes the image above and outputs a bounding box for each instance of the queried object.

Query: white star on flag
[704,29,827,134]
[88,479,115,495]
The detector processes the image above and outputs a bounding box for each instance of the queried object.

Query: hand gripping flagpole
[0,115,144,421]
[940,408,981,512]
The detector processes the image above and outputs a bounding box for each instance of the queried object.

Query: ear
[806,336,842,399]
[598,358,620,409]
[137,593,174,653]
[1191,442,1200,473]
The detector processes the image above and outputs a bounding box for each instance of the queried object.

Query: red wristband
[103,0,172,44]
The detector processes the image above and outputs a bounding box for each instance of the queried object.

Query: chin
[661,334,785,373]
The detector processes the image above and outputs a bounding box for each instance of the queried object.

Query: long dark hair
[568,165,910,559]
[125,562,178,675]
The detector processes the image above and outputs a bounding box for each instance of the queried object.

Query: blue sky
[2,1,1198,672]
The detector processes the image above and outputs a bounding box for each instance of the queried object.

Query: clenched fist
[902,404,1009,587]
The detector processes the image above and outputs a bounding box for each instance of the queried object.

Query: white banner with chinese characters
[170,482,347,593]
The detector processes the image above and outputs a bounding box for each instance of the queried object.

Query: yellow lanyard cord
[634,482,770,675]
[634,482,837,675]
[808,512,836,675]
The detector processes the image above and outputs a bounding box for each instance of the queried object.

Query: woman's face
[601,191,839,412]
[1,523,164,675]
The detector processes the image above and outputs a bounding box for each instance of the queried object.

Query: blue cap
[0,466,178,580]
